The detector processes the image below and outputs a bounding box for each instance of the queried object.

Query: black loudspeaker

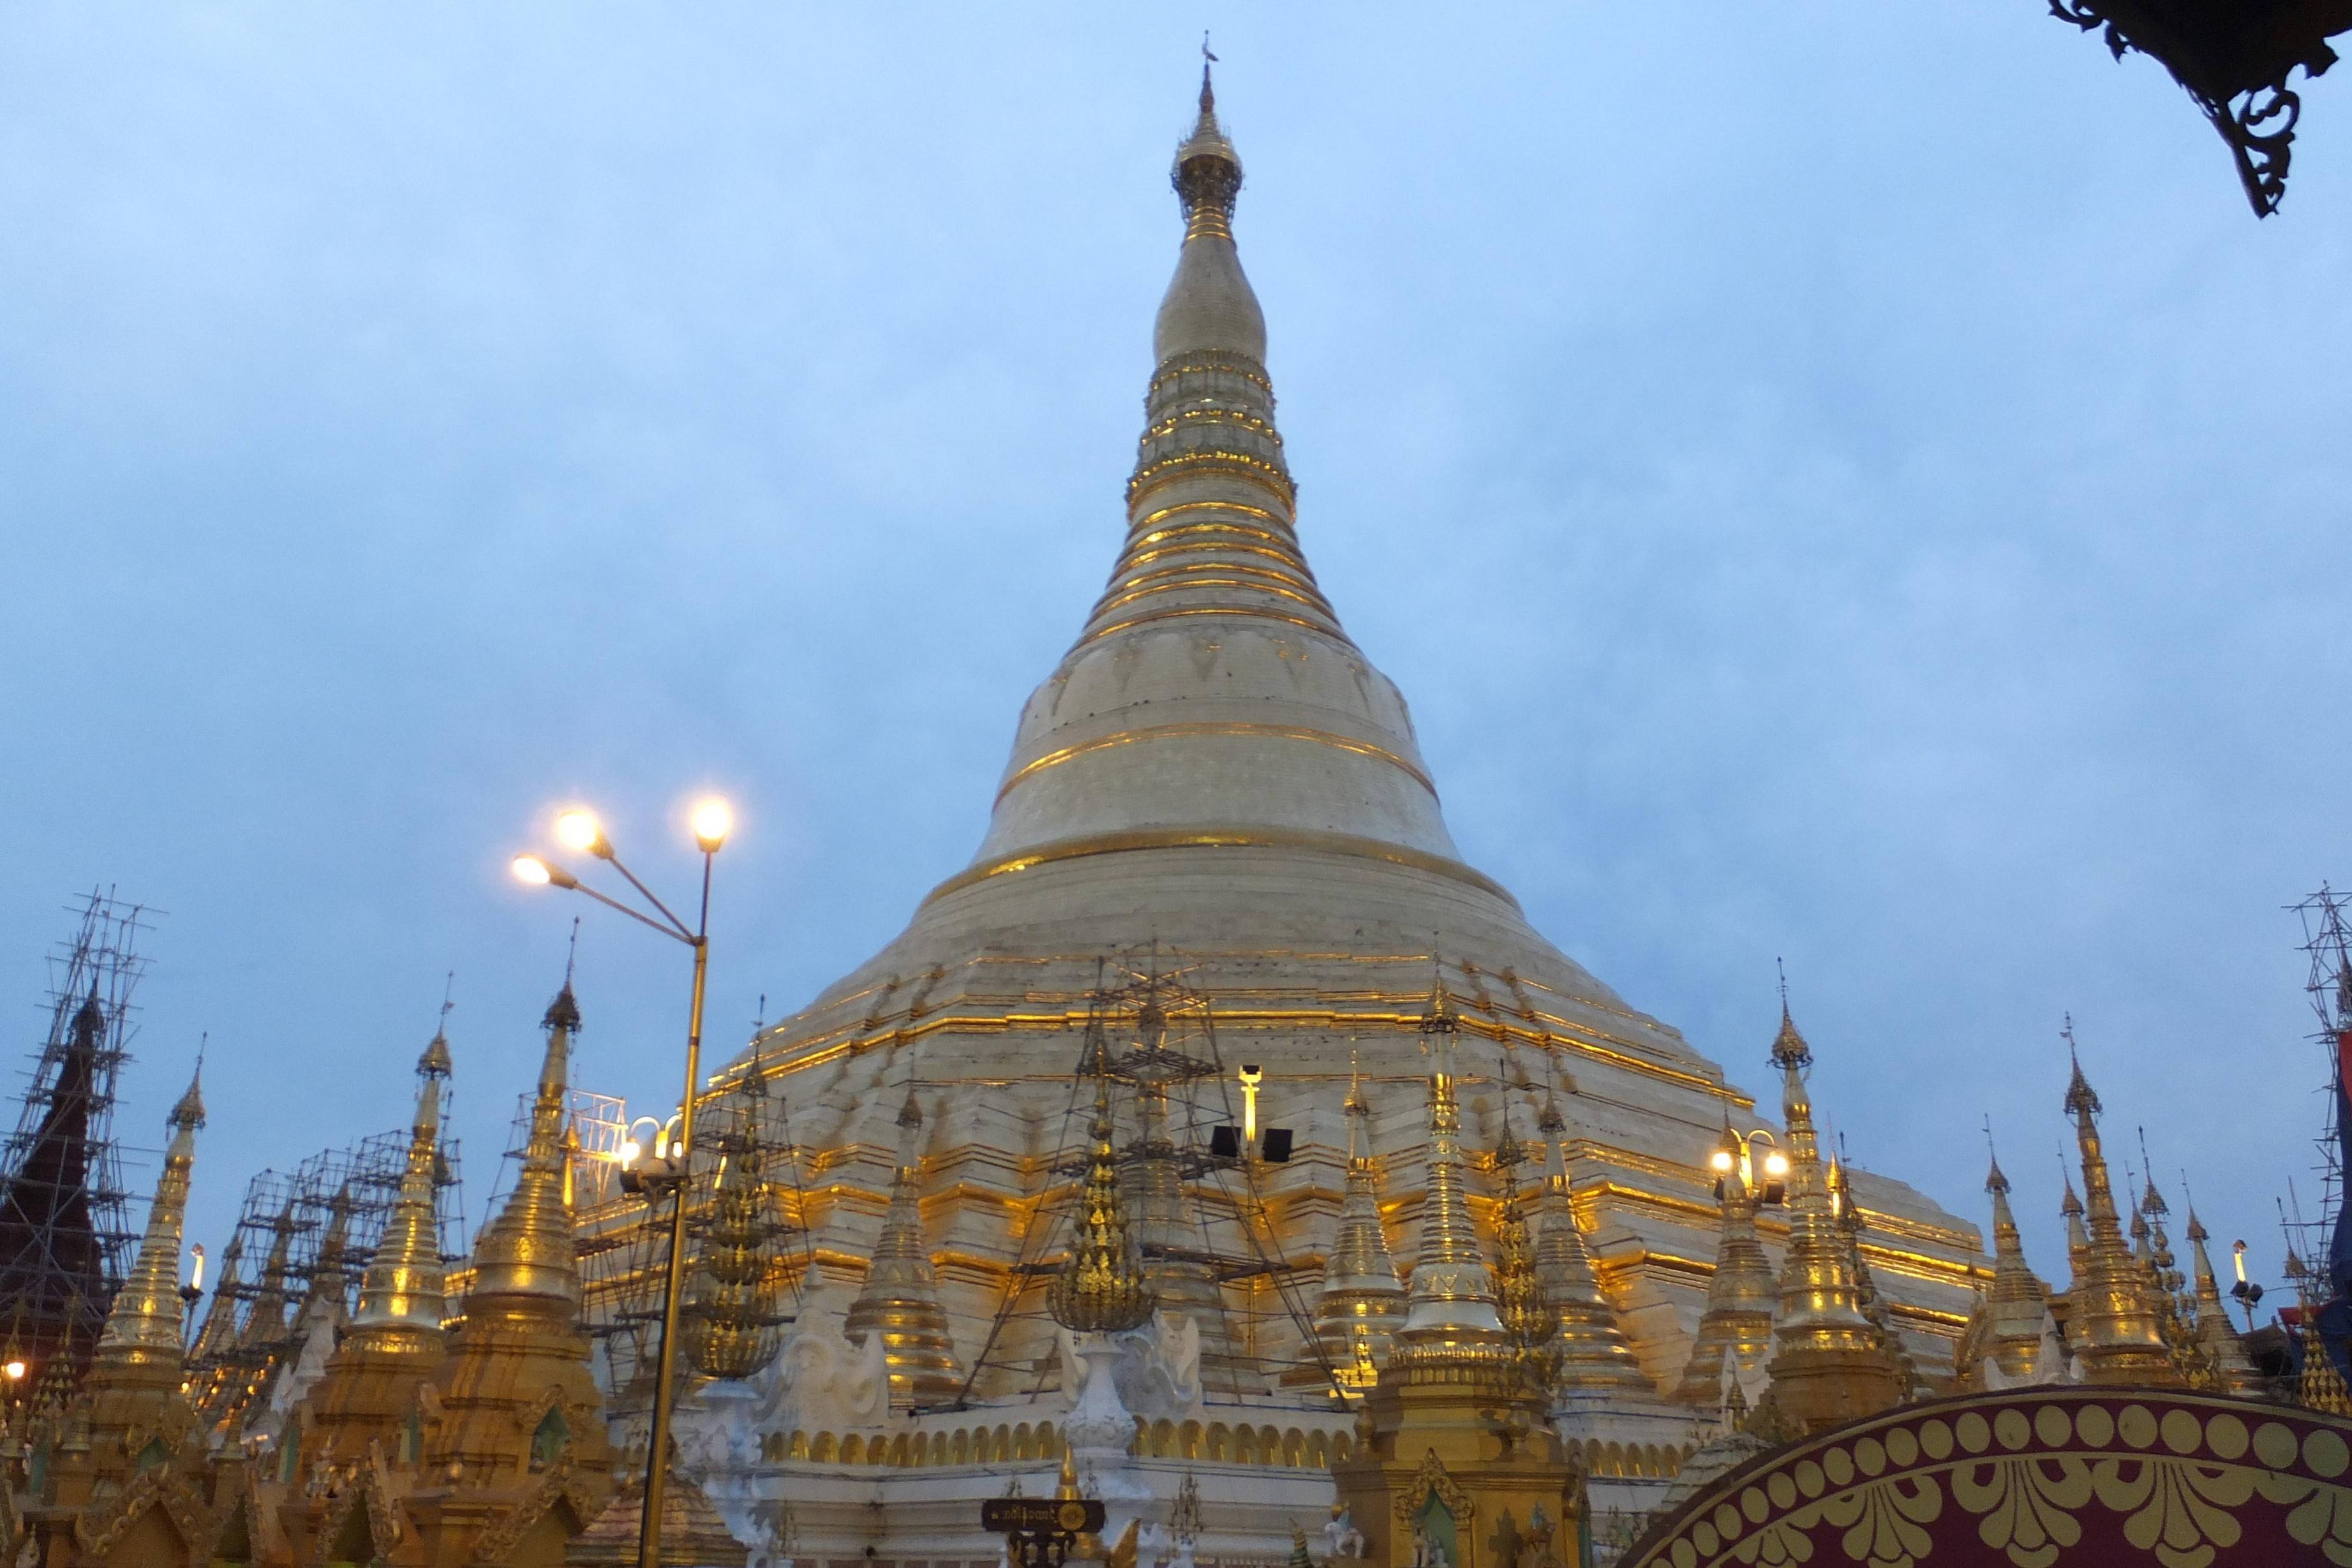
[1260,1128,1294,1163]
[1210,1125,1241,1159]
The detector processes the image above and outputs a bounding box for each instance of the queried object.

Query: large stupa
[680,67,1986,1553]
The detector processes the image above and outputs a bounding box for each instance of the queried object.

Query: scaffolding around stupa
[184,1109,467,1436]
[0,891,148,1386]
[953,954,1336,1406]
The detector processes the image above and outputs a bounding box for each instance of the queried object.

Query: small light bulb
[4,1361,24,1381]
[1709,1150,1734,1173]
[555,808,603,855]
[512,855,553,886]
[691,797,733,852]
[1764,1152,1790,1177]
[618,1139,641,1167]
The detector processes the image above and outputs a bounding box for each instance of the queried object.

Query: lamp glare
[691,797,734,852]
[555,809,602,854]
[512,855,553,886]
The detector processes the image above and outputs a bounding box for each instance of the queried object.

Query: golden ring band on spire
[921,825,1519,910]
[1088,573,1337,621]
[1076,602,1346,646]
[994,722,1438,804]
[1099,555,1325,598]
[1129,499,1288,533]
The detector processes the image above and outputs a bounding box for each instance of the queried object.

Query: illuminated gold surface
[997,723,1438,802]
[1300,1065,1406,1393]
[842,1089,966,1406]
[1048,1049,1154,1334]
[1952,1151,2051,1389]
[465,987,581,1305]
[921,825,1521,910]
[1759,1009,1905,1433]
[93,1065,204,1367]
[1534,1089,1655,1396]
[2059,1054,2179,1385]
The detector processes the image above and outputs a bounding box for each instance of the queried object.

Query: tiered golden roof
[843,1088,966,1406]
[1048,1050,1155,1335]
[1669,1117,1776,1404]
[2057,1049,2178,1385]
[1758,1007,1903,1433]
[1396,980,1507,1355]
[1303,1063,1405,1393]
[683,1111,785,1384]
[1531,1089,1654,1398]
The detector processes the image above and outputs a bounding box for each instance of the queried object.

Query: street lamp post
[514,797,732,1568]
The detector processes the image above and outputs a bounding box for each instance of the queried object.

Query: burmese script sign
[982,1498,1105,1535]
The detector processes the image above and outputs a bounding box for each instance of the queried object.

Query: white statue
[764,1285,890,1435]
[1320,1505,1367,1561]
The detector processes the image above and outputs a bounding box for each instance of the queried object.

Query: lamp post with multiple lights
[1708,1124,1790,1207]
[513,796,731,1568]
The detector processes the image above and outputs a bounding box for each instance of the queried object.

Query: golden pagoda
[1300,1062,1406,1395]
[2057,1045,2178,1386]
[1332,979,1577,1568]
[27,1064,227,1568]
[1757,1007,1903,1433]
[704,52,1986,1454]
[2182,1208,2262,1396]
[279,1029,455,1562]
[1953,1148,2052,1389]
[402,982,614,1568]
[1394,980,1507,1358]
[1530,1088,1654,1400]
[1669,1117,1776,1405]
[840,1088,965,1406]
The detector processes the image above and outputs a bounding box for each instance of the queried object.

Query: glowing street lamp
[1711,1125,1788,1205]
[512,797,730,1568]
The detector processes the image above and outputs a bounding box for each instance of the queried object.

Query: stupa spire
[1759,1000,1903,1433]
[91,1059,204,1366]
[2183,1208,2261,1396]
[1305,1058,1405,1393]
[2058,1028,2177,1385]
[465,984,581,1305]
[1965,1139,2052,1386]
[947,66,1476,907]
[346,1030,452,1346]
[1397,975,1506,1350]
[1533,1086,1653,1398]
[2060,1165,2091,1288]
[844,1087,965,1406]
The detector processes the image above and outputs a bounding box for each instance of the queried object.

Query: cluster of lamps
[1709,1126,1791,1204]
